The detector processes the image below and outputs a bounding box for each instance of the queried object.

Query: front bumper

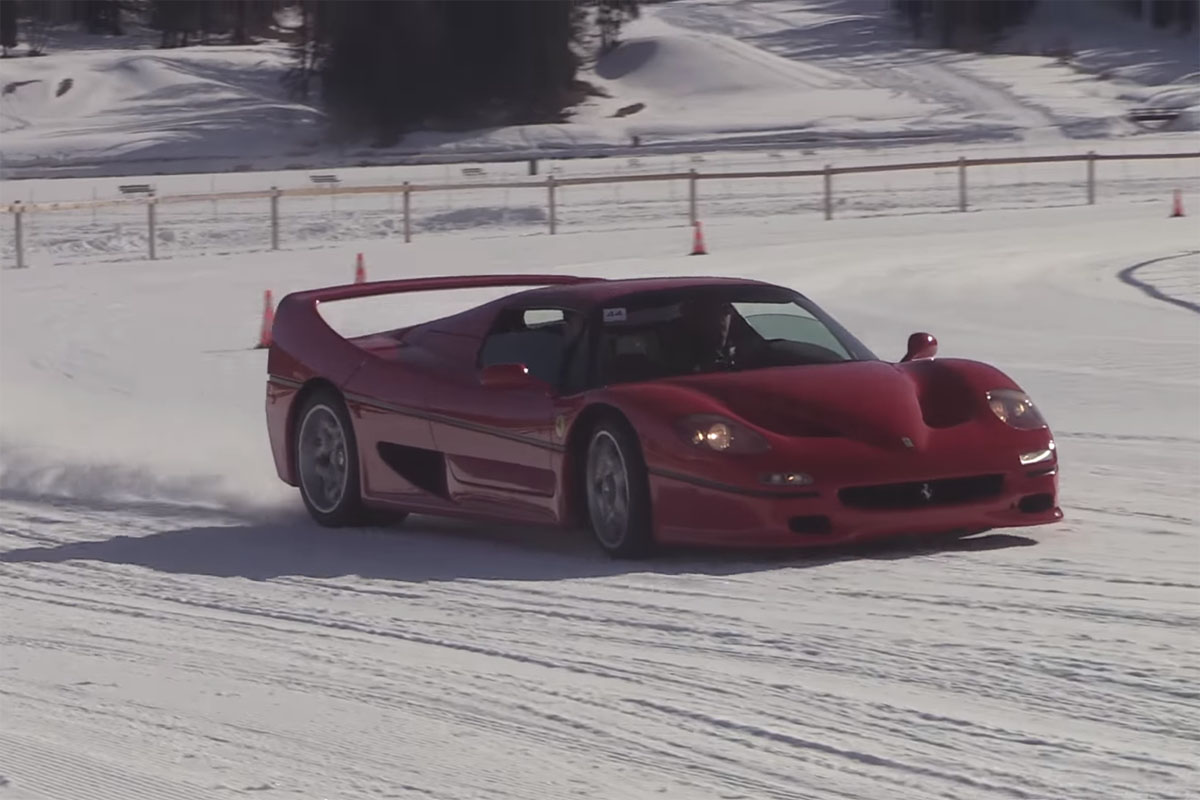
[650,463,1061,548]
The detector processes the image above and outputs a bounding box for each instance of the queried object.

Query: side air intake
[377,442,449,499]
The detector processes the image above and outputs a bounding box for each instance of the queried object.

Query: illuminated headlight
[1020,440,1056,465]
[761,472,814,486]
[677,415,770,454]
[987,389,1048,430]
[692,421,732,450]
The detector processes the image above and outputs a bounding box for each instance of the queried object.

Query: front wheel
[295,388,368,526]
[584,420,654,558]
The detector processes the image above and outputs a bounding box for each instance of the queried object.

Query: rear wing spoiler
[282,273,603,307]
[269,273,605,384]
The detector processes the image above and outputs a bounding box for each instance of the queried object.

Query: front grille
[789,515,832,535]
[839,474,1004,510]
[1018,493,1055,513]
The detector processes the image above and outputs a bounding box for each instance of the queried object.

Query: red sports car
[264,274,1062,557]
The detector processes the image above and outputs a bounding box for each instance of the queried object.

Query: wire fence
[5,149,1198,268]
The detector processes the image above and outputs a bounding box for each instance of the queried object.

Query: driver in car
[676,298,739,373]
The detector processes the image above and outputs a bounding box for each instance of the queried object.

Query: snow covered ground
[1,1,1198,796]
[4,135,1198,269]
[1,194,1198,798]
[1,0,1196,178]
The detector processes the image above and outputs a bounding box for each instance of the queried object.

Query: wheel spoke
[587,430,633,549]
[298,404,350,515]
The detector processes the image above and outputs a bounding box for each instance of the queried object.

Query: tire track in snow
[4,501,1198,800]
[0,731,211,800]
[1118,250,1200,314]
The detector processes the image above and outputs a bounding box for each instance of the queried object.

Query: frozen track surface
[1,502,1195,800]
[1,204,1198,799]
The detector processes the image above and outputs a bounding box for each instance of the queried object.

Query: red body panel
[265,274,1063,549]
[264,274,599,490]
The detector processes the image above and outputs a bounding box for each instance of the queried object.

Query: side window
[523,309,564,328]
[479,307,578,386]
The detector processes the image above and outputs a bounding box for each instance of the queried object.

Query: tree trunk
[233,0,249,44]
[0,0,18,51]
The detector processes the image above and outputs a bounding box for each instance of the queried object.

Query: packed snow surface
[1,0,1198,796]
[1,195,1198,799]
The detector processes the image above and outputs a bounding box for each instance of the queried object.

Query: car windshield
[594,286,876,385]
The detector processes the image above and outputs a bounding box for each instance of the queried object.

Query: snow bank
[1,43,324,169]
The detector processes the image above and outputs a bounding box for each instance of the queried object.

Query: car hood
[659,360,977,451]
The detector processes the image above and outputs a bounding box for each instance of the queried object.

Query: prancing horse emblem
[919,482,933,501]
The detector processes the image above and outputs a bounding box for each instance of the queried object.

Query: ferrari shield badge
[554,414,567,440]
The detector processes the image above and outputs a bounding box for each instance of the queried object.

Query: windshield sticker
[603,307,627,323]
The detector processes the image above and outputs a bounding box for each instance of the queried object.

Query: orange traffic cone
[354,252,367,283]
[689,221,707,256]
[1171,189,1185,218]
[256,289,275,349]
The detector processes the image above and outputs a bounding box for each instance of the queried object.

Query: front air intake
[789,515,833,535]
[839,474,1004,510]
[1017,493,1055,514]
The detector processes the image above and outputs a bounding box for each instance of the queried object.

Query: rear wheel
[584,419,654,558]
[295,388,368,526]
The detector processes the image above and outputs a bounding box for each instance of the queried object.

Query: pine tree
[82,1,122,36]
[0,0,17,55]
[308,0,604,142]
[597,0,639,53]
[893,0,1038,49]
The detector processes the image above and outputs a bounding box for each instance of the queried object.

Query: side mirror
[901,332,938,362]
[479,363,551,392]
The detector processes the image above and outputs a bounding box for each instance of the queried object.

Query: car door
[427,306,579,504]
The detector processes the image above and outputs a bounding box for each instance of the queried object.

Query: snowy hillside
[2,195,1198,799]
[0,43,324,169]
[1,0,1196,178]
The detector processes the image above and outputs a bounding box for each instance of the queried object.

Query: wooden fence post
[958,157,968,212]
[147,195,157,260]
[403,182,411,243]
[12,202,25,269]
[270,187,280,250]
[689,169,698,225]
[1087,151,1096,205]
[823,165,833,220]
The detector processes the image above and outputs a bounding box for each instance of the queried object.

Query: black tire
[583,417,654,558]
[294,388,369,526]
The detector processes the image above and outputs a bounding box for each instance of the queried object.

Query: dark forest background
[0,0,642,143]
[284,0,642,142]
[1,0,1195,144]
[890,0,1194,49]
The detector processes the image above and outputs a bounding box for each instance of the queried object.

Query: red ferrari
[264,274,1062,557]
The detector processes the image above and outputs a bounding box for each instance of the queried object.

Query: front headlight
[986,389,1048,430]
[1020,440,1056,465]
[677,414,770,453]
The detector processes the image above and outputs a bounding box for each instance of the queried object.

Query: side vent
[377,442,449,499]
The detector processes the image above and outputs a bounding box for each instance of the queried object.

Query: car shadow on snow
[0,506,1038,583]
